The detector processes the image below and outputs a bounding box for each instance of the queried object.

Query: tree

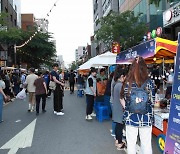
[0,12,8,26]
[70,61,78,71]
[17,32,56,68]
[95,11,148,51]
[0,28,56,68]
[149,0,174,7]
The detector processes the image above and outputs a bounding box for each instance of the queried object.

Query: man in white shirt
[25,68,38,112]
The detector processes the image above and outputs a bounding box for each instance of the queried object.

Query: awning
[116,37,178,64]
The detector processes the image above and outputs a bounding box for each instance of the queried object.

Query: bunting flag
[16,0,60,49]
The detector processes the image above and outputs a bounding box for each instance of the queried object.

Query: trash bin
[0,93,3,123]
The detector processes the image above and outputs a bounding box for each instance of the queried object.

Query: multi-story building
[163,1,180,40]
[21,14,35,31]
[35,18,49,33]
[75,46,86,63]
[0,0,17,28]
[92,0,119,56]
[119,0,179,34]
[13,0,21,28]
[57,55,65,69]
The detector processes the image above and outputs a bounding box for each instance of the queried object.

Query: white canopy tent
[91,51,117,67]
[78,52,117,70]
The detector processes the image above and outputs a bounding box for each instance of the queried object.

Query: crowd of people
[0,56,174,154]
[84,56,173,153]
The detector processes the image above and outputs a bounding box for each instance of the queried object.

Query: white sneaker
[90,113,96,117]
[54,111,57,114]
[86,115,93,120]
[56,112,64,116]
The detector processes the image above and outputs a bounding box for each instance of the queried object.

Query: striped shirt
[123,79,155,127]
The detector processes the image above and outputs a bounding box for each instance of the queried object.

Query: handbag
[49,81,56,90]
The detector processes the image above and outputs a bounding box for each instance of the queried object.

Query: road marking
[15,120,21,123]
[136,144,141,154]
[0,119,37,154]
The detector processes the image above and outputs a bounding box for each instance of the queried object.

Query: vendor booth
[116,37,178,153]
[116,37,178,64]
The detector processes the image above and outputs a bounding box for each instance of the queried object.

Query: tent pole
[163,58,165,94]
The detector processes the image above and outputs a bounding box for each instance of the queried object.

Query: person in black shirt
[69,70,76,94]
[51,63,65,116]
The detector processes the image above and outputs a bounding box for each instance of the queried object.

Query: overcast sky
[21,0,94,66]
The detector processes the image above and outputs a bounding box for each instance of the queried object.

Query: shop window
[10,15,13,21]
[14,19,17,26]
[119,0,125,6]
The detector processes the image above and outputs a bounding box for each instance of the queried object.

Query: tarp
[78,52,118,70]
[116,37,178,64]
[91,51,117,67]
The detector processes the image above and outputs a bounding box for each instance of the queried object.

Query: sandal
[117,142,125,151]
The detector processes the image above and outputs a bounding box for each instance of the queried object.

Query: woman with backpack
[120,56,155,154]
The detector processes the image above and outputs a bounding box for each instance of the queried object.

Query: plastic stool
[94,101,105,113]
[77,90,83,97]
[104,95,111,115]
[96,105,110,122]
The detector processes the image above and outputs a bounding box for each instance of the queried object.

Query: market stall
[116,37,178,153]
[116,37,178,64]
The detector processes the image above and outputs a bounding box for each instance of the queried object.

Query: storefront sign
[163,2,180,27]
[116,39,155,64]
[164,32,180,154]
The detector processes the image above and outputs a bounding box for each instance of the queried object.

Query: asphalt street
[0,90,160,154]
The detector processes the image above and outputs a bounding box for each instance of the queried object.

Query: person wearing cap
[85,67,97,120]
[51,63,65,116]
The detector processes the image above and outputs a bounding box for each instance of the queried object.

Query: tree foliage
[0,28,56,68]
[0,12,8,26]
[95,11,148,51]
[70,61,78,71]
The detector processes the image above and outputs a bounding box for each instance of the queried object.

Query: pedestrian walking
[85,67,97,120]
[112,67,126,150]
[0,75,7,122]
[120,56,155,154]
[51,63,65,116]
[11,73,20,96]
[43,71,51,97]
[20,72,26,90]
[34,72,48,116]
[64,71,69,89]
[25,68,38,112]
[69,70,75,94]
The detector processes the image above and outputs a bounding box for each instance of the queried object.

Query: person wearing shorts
[25,68,38,112]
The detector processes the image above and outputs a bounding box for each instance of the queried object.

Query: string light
[17,49,54,63]
[16,0,60,49]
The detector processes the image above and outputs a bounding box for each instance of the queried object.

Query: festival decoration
[16,0,60,49]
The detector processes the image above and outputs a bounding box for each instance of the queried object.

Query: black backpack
[69,73,75,82]
[127,79,150,114]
